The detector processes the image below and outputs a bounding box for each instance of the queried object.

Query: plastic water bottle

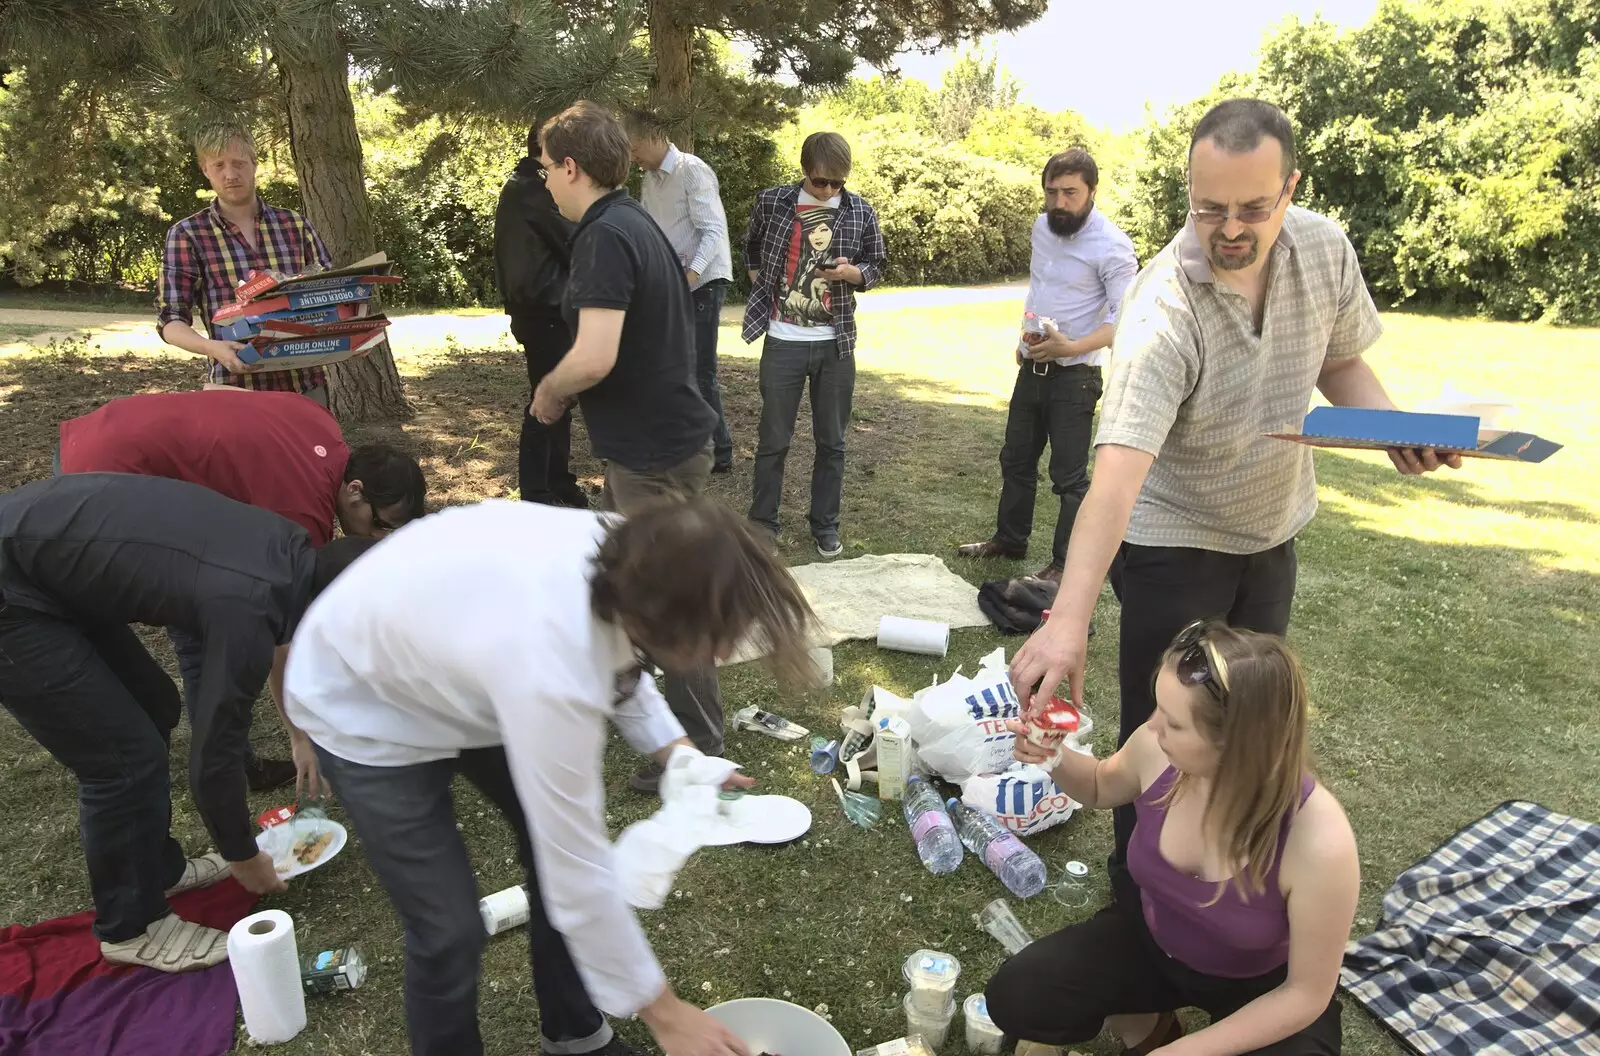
[946,798,1048,898]
[902,777,963,875]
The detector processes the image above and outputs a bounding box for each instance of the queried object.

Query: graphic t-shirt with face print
[768,189,839,341]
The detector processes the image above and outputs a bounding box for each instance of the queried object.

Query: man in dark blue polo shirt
[530,101,720,794]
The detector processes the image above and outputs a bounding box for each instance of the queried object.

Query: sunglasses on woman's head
[1173,619,1230,702]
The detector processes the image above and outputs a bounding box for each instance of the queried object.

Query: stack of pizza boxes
[210,252,403,370]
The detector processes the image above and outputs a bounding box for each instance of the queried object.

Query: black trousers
[316,744,611,1056]
[994,363,1102,570]
[514,314,584,508]
[1109,540,1298,858]
[984,874,1341,1054]
[0,604,187,942]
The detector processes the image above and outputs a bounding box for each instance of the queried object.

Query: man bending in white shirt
[284,499,817,1056]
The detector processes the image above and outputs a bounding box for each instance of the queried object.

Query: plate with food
[258,815,348,879]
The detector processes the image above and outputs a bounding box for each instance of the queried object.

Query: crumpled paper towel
[614,744,741,909]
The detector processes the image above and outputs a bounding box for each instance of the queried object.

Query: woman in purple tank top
[984,622,1358,1055]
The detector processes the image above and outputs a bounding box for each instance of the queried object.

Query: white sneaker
[100,913,229,972]
[164,852,230,897]
[732,705,810,742]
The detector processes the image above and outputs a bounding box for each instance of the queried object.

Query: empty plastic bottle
[902,776,963,875]
[947,798,1048,898]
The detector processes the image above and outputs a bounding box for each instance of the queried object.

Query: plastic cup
[903,950,961,1016]
[903,991,956,1049]
[974,898,1033,955]
[964,994,1004,1055]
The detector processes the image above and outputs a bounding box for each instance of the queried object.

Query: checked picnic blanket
[1340,800,1600,1055]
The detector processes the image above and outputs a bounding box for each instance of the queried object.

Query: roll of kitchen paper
[228,909,307,1044]
[877,615,950,657]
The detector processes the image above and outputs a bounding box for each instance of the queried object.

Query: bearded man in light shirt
[959,148,1138,583]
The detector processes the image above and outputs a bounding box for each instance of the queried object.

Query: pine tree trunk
[274,28,411,422]
[648,1,695,151]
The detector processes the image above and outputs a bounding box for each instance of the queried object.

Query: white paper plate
[702,795,812,847]
[257,818,348,879]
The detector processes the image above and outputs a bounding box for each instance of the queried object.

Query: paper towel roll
[228,909,307,1044]
[877,615,950,657]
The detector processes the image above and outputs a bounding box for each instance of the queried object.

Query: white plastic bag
[613,744,741,909]
[906,648,1023,781]
[959,743,1092,836]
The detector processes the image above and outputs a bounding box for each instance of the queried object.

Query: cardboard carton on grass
[1267,406,1560,463]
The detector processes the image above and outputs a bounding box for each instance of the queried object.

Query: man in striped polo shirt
[1007,99,1462,863]
[157,123,333,403]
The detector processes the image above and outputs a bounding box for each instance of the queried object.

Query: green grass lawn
[0,302,1596,1055]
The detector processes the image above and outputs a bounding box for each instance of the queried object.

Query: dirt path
[0,284,1026,358]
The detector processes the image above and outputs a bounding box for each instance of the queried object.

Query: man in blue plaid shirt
[741,132,887,557]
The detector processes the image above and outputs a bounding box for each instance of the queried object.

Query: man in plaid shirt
[741,131,887,558]
[157,123,333,402]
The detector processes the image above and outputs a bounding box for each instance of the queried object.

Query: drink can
[300,945,368,994]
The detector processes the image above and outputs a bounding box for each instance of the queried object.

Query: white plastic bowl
[706,998,851,1056]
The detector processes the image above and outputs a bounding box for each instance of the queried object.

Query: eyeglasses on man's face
[1188,174,1292,226]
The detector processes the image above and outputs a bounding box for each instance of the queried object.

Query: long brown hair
[1160,624,1314,903]
[590,498,821,688]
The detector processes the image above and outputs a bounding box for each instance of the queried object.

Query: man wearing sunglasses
[1009,98,1461,864]
[741,131,888,558]
[57,388,425,793]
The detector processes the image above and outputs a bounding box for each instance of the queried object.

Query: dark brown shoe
[245,757,298,793]
[957,539,1027,560]
[1123,1011,1184,1055]
[1031,564,1063,585]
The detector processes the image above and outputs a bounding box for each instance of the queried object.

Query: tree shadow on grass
[2,343,1598,1056]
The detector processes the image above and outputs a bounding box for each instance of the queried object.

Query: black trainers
[245,757,298,793]
[815,531,843,558]
[569,1039,647,1056]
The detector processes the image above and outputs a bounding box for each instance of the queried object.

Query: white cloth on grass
[726,553,987,665]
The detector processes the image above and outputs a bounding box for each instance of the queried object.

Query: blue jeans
[315,745,612,1056]
[692,283,734,467]
[168,627,258,766]
[748,335,855,536]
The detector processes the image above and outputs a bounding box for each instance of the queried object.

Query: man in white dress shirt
[958,148,1138,583]
[626,111,736,472]
[284,498,816,1056]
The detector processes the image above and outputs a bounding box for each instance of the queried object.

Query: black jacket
[0,472,317,863]
[494,156,575,328]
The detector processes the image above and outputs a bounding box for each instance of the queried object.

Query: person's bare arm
[1033,320,1115,360]
[532,308,624,422]
[1008,720,1159,808]
[1158,792,1359,1056]
[1008,444,1155,710]
[1318,355,1462,476]
[267,643,325,801]
[160,320,258,375]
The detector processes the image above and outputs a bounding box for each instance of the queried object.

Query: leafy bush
[1122,0,1600,324]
